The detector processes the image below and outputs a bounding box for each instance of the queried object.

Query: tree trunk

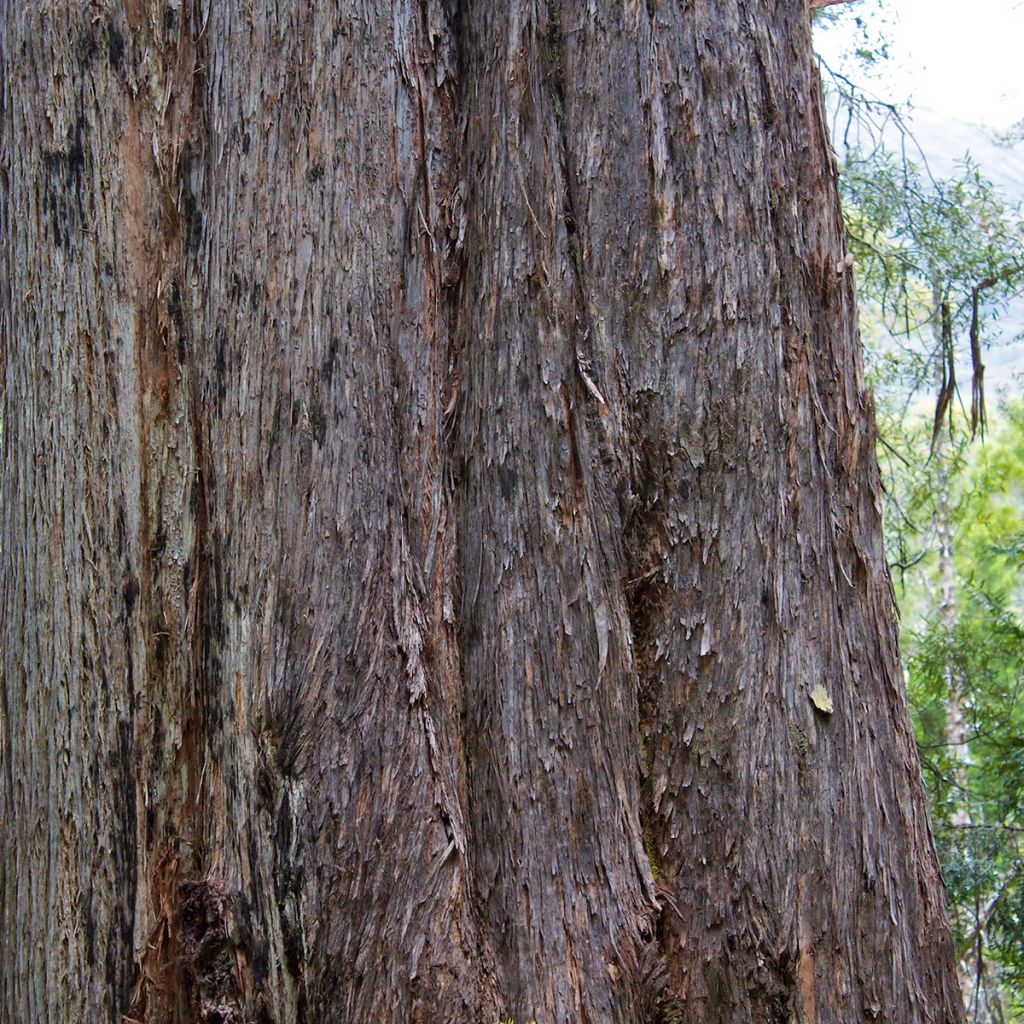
[1,3,963,1023]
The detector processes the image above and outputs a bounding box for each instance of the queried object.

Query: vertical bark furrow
[194,3,498,1020]
[455,4,659,1021]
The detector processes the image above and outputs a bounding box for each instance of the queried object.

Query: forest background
[815,3,1024,1020]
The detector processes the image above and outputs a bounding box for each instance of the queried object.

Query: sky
[813,0,1024,131]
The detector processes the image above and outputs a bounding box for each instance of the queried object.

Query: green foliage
[843,153,1024,323]
[880,397,1024,1018]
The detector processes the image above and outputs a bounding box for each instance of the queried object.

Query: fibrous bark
[1,3,963,1023]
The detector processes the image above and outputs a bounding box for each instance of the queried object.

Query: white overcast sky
[813,0,1024,130]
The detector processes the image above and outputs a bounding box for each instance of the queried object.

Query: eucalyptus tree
[1,3,963,1023]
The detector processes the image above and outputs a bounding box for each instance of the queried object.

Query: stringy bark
[1,3,963,1023]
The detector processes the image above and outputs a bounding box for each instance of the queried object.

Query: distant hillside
[905,107,1024,194]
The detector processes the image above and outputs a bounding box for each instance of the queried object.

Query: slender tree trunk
[934,455,975,1014]
[1,3,963,1023]
[933,447,971,815]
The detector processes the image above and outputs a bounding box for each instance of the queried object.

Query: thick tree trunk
[1,3,963,1023]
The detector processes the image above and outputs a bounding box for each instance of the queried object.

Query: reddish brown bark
[2,3,962,1023]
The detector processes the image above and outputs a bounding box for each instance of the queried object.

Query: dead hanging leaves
[931,300,957,452]
[931,265,1022,455]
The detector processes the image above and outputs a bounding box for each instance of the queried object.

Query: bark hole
[177,880,245,1024]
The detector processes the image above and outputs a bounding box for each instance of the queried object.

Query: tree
[839,151,1024,446]
[880,400,1024,1021]
[1,3,964,1023]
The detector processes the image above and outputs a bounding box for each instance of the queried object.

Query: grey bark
[1,2,963,1023]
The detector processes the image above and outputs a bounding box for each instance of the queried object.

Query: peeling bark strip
[1,3,962,1024]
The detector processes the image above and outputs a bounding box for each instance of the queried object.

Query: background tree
[839,151,1024,442]
[2,3,963,1023]
[879,400,1024,1022]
